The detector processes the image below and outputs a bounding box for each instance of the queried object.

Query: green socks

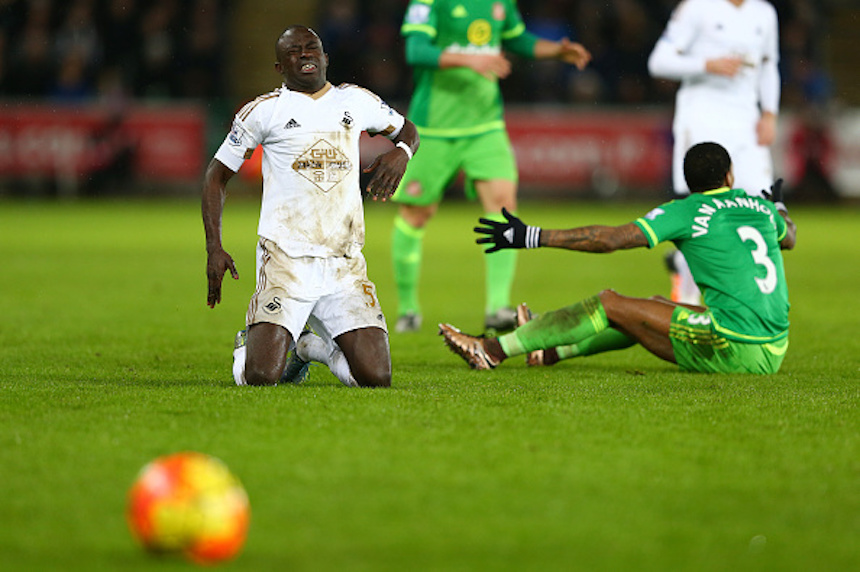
[392,215,424,316]
[482,212,517,313]
[555,329,636,360]
[392,212,519,318]
[499,295,628,358]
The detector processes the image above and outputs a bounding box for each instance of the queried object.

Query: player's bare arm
[364,119,420,201]
[475,210,647,254]
[541,223,649,252]
[779,211,797,251]
[534,38,592,70]
[439,51,511,79]
[201,158,239,308]
[756,111,777,146]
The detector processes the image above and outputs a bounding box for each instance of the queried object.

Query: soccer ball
[127,452,250,564]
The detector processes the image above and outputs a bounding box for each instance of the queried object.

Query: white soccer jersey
[649,0,779,120]
[648,0,780,195]
[215,82,405,258]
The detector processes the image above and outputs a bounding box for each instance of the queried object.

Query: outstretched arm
[475,208,648,254]
[532,37,591,70]
[201,159,239,307]
[541,222,649,252]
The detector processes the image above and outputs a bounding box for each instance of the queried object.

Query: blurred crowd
[315,0,833,109]
[0,0,230,103]
[0,0,834,109]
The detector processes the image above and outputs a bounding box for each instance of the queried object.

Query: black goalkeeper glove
[474,208,542,254]
[762,178,787,213]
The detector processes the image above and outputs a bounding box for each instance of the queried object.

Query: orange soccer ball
[127,452,250,565]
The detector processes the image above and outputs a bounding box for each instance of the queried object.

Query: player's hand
[705,56,745,77]
[757,112,777,146]
[762,178,787,213]
[475,208,541,253]
[363,148,408,201]
[467,53,511,79]
[557,38,591,70]
[206,248,238,307]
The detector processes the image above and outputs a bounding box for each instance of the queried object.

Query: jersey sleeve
[214,102,265,172]
[647,0,707,80]
[402,0,437,38]
[758,5,781,114]
[501,0,527,41]
[633,200,691,248]
[353,87,406,140]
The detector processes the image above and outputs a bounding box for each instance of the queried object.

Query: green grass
[0,197,858,571]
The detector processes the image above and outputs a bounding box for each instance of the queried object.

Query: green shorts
[392,129,517,206]
[669,307,789,374]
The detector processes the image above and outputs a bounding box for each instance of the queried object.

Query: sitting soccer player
[439,142,796,375]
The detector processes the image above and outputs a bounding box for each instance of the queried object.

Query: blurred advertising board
[0,103,205,183]
[363,106,856,200]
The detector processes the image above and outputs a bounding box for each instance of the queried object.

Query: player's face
[275,28,328,93]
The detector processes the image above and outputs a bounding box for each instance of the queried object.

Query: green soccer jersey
[635,187,790,343]
[401,0,527,138]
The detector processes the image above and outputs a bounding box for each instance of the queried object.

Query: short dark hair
[275,25,321,59]
[683,142,732,193]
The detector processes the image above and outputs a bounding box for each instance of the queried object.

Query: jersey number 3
[737,226,777,294]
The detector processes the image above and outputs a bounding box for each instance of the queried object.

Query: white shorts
[246,238,388,346]
[672,116,773,197]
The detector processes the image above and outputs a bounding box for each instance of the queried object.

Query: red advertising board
[0,103,205,182]
[357,108,675,194]
[504,108,673,190]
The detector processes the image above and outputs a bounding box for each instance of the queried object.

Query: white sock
[673,251,701,306]
[327,350,358,387]
[232,345,247,386]
[296,332,329,363]
[297,332,358,388]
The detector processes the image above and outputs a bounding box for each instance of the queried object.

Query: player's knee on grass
[351,359,392,388]
[243,357,284,386]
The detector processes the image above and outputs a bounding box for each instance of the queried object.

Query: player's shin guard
[392,216,424,316]
[482,212,517,313]
[498,295,608,358]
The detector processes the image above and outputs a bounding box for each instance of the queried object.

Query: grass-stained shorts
[392,129,517,206]
[247,238,388,343]
[669,307,788,374]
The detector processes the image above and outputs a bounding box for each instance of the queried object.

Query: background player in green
[391,0,592,333]
[439,142,798,375]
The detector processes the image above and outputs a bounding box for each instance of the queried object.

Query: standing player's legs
[390,137,457,332]
[723,138,774,198]
[392,202,436,332]
[466,130,519,332]
[666,118,773,305]
[668,122,703,304]
[475,178,518,330]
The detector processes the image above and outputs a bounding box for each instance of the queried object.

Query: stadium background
[0,0,856,200]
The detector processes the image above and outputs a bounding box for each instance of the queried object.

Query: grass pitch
[0,197,858,571]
